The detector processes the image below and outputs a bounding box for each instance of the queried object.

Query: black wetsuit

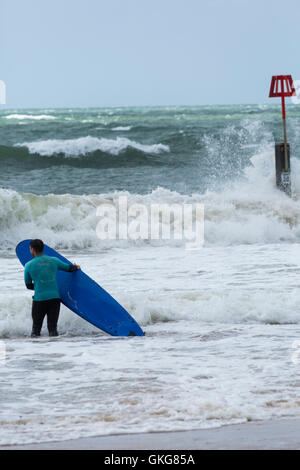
[24,254,78,337]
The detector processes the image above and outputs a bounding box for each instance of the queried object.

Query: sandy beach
[1,419,299,450]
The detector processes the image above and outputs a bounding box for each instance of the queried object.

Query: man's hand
[68,264,81,272]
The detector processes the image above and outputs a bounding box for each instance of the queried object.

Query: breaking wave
[1,149,300,251]
[5,114,56,121]
[14,136,170,157]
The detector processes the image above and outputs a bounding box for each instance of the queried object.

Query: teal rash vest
[24,254,71,301]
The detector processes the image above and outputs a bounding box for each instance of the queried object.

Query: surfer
[24,239,80,337]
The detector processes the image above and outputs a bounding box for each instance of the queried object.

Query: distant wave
[5,114,56,120]
[14,136,170,157]
[0,143,171,170]
[111,126,132,131]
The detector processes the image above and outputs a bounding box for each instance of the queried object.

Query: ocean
[0,105,299,445]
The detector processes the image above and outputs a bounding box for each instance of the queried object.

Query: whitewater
[0,105,299,445]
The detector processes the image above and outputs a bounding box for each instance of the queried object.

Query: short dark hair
[30,239,44,253]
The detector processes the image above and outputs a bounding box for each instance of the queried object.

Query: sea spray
[1,151,300,250]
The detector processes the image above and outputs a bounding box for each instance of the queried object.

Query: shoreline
[1,419,299,450]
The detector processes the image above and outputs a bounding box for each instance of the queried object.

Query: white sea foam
[0,293,97,338]
[1,148,300,250]
[2,239,300,341]
[1,321,298,445]
[15,136,170,157]
[0,243,299,445]
[1,282,297,339]
[111,126,132,131]
[5,114,56,121]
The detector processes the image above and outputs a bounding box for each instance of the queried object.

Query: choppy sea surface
[0,105,299,445]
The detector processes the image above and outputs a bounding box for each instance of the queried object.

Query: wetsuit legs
[47,299,60,336]
[31,299,61,337]
[31,302,45,337]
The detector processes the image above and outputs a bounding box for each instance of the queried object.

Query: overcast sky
[1,0,300,108]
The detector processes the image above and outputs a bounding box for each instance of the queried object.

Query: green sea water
[1,104,299,195]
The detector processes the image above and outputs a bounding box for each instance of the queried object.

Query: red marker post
[269,75,296,196]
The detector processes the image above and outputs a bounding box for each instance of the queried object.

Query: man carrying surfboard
[24,239,80,337]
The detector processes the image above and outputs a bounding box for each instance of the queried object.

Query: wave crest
[15,136,170,157]
[5,114,56,121]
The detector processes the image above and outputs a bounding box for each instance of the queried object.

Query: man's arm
[55,258,81,272]
[24,265,34,290]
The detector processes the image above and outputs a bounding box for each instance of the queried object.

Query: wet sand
[1,419,299,450]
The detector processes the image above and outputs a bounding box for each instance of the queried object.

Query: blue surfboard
[16,240,144,337]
